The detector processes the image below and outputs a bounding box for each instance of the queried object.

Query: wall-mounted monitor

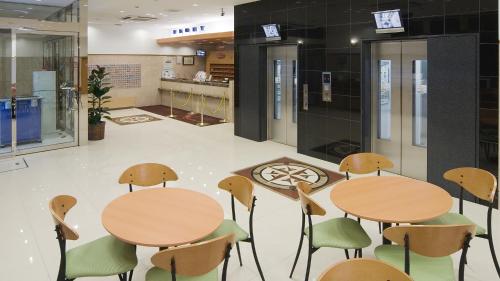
[262,24,281,41]
[196,49,206,57]
[372,9,405,34]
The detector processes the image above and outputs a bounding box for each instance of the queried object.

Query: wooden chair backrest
[118,163,178,187]
[297,181,312,194]
[318,259,412,281]
[218,175,254,211]
[384,225,476,257]
[339,153,394,174]
[444,167,498,203]
[297,189,326,216]
[48,195,79,240]
[151,234,234,276]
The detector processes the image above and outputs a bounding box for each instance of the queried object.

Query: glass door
[13,30,79,153]
[0,29,13,156]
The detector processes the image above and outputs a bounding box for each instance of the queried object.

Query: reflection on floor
[0,157,27,173]
[0,108,497,281]
[0,130,74,154]
[138,105,223,126]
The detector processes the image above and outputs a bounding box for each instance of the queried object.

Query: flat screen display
[373,9,402,29]
[262,24,281,39]
[196,50,206,57]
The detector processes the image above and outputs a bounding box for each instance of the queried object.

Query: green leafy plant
[88,66,112,125]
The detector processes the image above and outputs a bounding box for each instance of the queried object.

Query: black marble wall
[235,0,499,174]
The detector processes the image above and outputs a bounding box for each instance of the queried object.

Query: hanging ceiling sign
[171,25,207,36]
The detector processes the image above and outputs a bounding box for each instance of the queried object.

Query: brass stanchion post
[219,90,228,123]
[197,92,207,127]
[168,88,176,118]
[189,88,195,115]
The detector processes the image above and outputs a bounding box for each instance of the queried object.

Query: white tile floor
[0,108,498,281]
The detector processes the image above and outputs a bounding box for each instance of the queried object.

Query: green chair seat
[419,212,486,236]
[304,217,371,249]
[146,266,218,281]
[66,235,137,279]
[205,219,249,242]
[375,245,455,281]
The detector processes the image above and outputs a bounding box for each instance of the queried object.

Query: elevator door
[371,40,428,180]
[267,46,298,147]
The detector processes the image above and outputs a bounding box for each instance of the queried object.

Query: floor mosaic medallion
[234,157,345,200]
[111,114,162,125]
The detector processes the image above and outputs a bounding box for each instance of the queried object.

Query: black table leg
[382,223,392,245]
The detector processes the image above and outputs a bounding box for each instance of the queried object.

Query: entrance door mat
[234,157,345,200]
[0,158,28,173]
[138,105,223,127]
[110,114,162,125]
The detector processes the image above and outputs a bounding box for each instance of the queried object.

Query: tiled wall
[88,55,205,108]
[235,0,499,174]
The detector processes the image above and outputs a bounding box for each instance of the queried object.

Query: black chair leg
[378,222,382,234]
[358,248,363,258]
[344,249,350,259]
[289,233,305,278]
[128,270,134,281]
[488,235,500,278]
[250,239,265,281]
[236,242,243,266]
[304,245,313,281]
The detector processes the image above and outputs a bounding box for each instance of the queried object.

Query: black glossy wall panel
[235,0,498,174]
[428,35,479,200]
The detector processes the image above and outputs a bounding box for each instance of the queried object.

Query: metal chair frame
[168,243,232,281]
[55,225,134,281]
[456,187,500,278]
[289,205,363,281]
[401,232,473,281]
[229,195,266,281]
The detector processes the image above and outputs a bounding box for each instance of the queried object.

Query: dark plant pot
[88,121,106,141]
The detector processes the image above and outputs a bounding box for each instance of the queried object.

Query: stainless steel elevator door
[267,46,298,147]
[371,40,428,180]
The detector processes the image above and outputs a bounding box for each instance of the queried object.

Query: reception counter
[159,78,234,122]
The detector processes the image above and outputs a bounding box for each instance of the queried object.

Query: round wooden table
[102,188,224,247]
[330,176,453,243]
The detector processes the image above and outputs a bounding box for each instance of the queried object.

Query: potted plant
[88,66,112,141]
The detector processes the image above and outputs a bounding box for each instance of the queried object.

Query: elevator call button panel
[322,72,332,102]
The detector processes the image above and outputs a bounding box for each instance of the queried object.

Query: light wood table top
[330,176,453,224]
[102,188,224,247]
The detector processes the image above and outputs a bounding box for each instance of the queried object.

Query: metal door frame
[368,39,428,179]
[0,28,80,159]
[266,45,298,147]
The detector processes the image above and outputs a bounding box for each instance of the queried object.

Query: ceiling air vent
[120,15,158,22]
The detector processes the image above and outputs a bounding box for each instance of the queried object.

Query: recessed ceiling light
[192,3,199,7]
[120,10,126,13]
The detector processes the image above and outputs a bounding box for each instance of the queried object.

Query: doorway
[371,40,428,180]
[0,29,80,157]
[267,46,298,147]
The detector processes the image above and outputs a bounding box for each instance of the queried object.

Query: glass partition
[274,60,282,120]
[412,60,428,147]
[0,1,79,22]
[16,32,77,151]
[0,29,12,155]
[292,60,297,123]
[378,59,392,140]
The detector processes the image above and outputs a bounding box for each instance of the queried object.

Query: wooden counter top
[161,78,230,88]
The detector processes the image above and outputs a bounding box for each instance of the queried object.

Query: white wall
[88,17,234,55]
[88,24,198,55]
